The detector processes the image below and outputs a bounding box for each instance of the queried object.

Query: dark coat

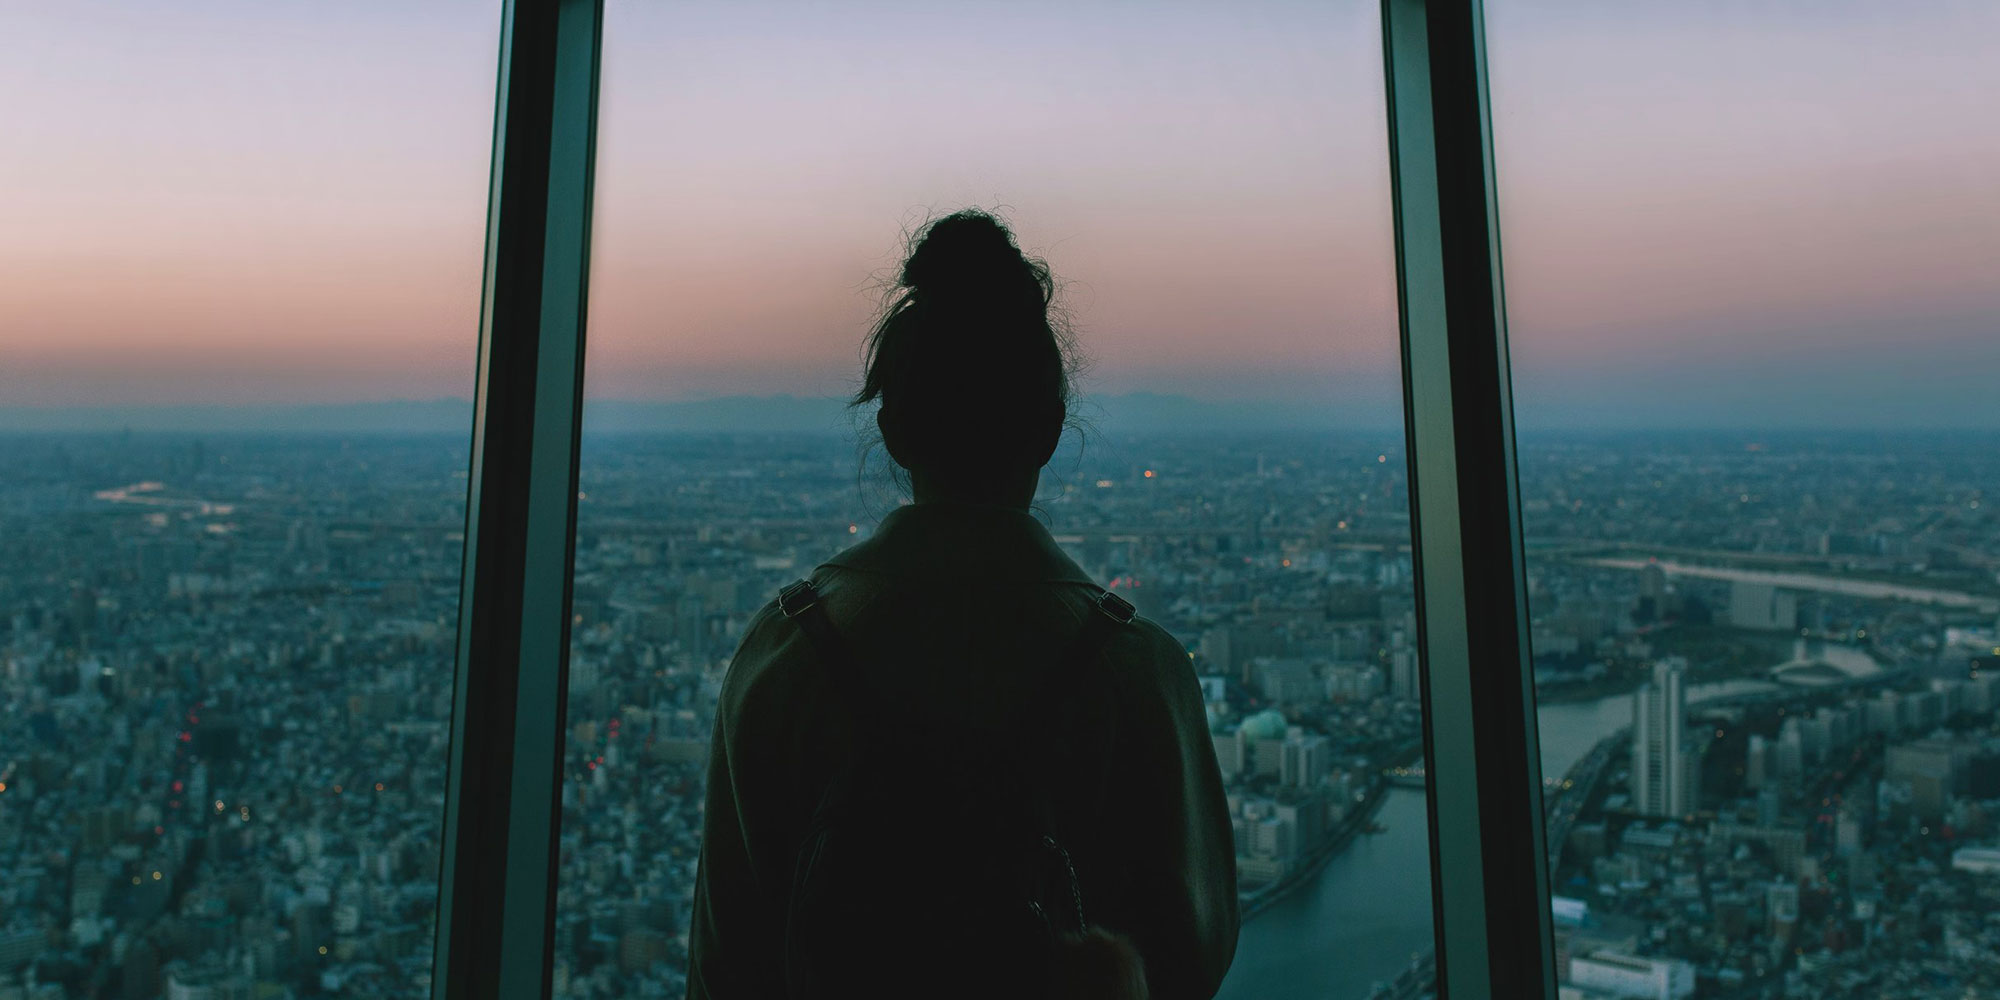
[686,502,1238,999]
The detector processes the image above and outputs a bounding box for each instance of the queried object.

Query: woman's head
[856,210,1077,503]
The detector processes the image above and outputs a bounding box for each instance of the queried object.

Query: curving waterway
[1217,677,1776,999]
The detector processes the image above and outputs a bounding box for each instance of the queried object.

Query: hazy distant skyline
[3,1,1995,428]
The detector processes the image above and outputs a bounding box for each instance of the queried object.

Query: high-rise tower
[1632,657,1700,817]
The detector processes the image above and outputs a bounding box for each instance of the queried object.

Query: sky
[2,0,1996,429]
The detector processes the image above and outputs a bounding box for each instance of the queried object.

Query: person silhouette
[686,210,1237,999]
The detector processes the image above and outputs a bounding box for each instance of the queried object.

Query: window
[49,0,1964,995]
[0,3,497,996]
[1489,1,2000,995]
[558,3,1436,996]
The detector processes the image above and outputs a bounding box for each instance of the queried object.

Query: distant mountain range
[0,392,1404,435]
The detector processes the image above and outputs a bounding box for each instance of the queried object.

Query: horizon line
[1,395,1997,437]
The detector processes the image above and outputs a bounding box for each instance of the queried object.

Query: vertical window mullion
[1381,0,1555,996]
[434,1,603,997]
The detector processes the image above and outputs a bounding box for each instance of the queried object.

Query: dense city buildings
[1525,433,2000,1000]
[0,435,464,999]
[2,428,1997,998]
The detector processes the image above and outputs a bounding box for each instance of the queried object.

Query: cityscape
[6,2,1993,1000]
[1,427,1997,999]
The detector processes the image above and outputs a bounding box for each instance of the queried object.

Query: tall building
[1632,658,1700,818]
[1391,646,1419,702]
[1745,735,1770,790]
[1635,562,1668,621]
[1775,718,1805,786]
[1278,729,1332,789]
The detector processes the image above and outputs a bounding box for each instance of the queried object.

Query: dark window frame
[433,1,603,997]
[1383,0,1555,995]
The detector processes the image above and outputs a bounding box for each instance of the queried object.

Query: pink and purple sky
[3,0,1996,428]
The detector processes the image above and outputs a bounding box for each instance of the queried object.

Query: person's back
[686,210,1238,999]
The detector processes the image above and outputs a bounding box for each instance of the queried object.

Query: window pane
[562,3,1431,997]
[0,4,497,995]
[1489,2,2000,996]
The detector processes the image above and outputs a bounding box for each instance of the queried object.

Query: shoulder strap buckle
[1094,590,1136,624]
[778,578,821,618]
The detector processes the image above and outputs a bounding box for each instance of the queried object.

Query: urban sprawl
[1,429,1996,999]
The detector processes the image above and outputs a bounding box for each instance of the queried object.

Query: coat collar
[823,502,1096,585]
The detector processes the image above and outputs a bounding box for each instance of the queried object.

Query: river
[1216,677,1777,999]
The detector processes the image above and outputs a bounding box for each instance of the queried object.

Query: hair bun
[853,207,1073,491]
[901,211,1031,298]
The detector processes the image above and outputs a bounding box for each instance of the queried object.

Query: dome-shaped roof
[1240,709,1287,742]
